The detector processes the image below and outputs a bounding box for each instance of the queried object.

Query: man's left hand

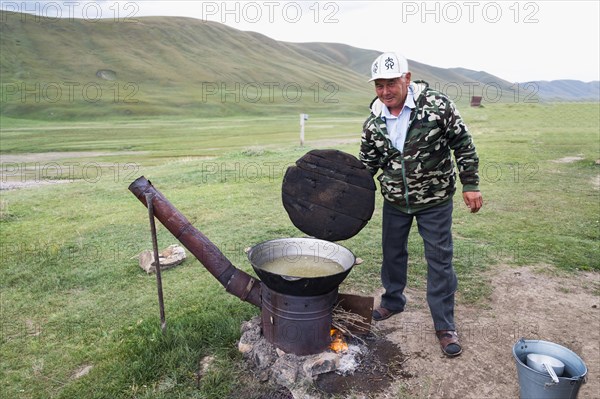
[463,191,483,213]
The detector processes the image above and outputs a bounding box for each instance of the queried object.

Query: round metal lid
[282,149,376,241]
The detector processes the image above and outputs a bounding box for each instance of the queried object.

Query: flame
[330,329,349,352]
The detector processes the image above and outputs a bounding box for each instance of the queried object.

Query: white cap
[369,52,409,82]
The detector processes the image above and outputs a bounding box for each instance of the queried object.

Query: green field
[1,102,599,398]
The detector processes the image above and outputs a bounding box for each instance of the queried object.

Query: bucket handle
[544,363,560,384]
[543,366,560,389]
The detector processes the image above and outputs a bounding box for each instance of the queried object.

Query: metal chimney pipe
[128,176,262,307]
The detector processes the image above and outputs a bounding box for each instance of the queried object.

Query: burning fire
[330,329,349,352]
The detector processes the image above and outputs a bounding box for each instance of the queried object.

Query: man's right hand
[463,191,483,213]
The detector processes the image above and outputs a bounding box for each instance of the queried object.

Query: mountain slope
[1,14,367,88]
[0,11,596,120]
[529,80,599,101]
[1,12,379,118]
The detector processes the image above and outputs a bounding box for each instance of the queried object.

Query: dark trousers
[380,200,457,331]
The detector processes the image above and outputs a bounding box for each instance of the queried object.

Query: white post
[300,113,308,146]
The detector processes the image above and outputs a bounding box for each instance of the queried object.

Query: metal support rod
[146,192,167,334]
[129,176,262,307]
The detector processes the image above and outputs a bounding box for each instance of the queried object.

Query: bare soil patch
[0,180,72,190]
[369,264,599,399]
[71,364,94,380]
[552,156,585,164]
[0,150,146,163]
[0,151,147,190]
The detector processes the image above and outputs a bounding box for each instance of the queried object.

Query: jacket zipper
[371,85,425,214]
[399,155,411,213]
[402,108,421,214]
[373,118,413,213]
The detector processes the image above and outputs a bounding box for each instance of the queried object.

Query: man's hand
[463,191,483,213]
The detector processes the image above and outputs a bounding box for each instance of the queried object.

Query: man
[359,52,483,357]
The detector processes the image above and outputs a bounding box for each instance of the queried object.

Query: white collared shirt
[381,86,415,152]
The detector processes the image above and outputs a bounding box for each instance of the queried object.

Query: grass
[1,102,599,398]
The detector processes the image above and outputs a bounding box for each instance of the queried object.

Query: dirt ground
[368,264,599,399]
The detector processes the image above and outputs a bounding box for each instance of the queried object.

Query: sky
[3,0,599,83]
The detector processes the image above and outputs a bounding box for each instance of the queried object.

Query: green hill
[0,11,534,120]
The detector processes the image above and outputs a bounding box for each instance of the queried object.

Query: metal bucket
[513,339,587,398]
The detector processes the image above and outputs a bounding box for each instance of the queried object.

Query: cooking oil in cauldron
[261,256,344,278]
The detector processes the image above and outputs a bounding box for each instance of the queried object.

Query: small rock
[238,342,253,353]
[96,69,117,81]
[276,348,287,357]
[249,340,278,370]
[303,352,340,377]
[72,364,93,379]
[271,355,299,386]
[138,244,186,274]
[240,318,260,334]
[198,355,215,378]
[238,318,262,356]
[257,369,270,382]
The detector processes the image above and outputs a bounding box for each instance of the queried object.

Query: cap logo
[384,57,395,70]
[372,61,378,74]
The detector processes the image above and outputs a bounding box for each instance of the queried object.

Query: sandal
[372,307,402,321]
[436,330,463,357]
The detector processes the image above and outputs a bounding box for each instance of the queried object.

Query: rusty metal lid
[282,149,376,241]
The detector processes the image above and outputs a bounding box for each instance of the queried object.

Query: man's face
[374,73,411,114]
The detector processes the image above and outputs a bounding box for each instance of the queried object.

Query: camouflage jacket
[359,80,480,214]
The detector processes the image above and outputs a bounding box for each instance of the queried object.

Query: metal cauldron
[246,237,357,296]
